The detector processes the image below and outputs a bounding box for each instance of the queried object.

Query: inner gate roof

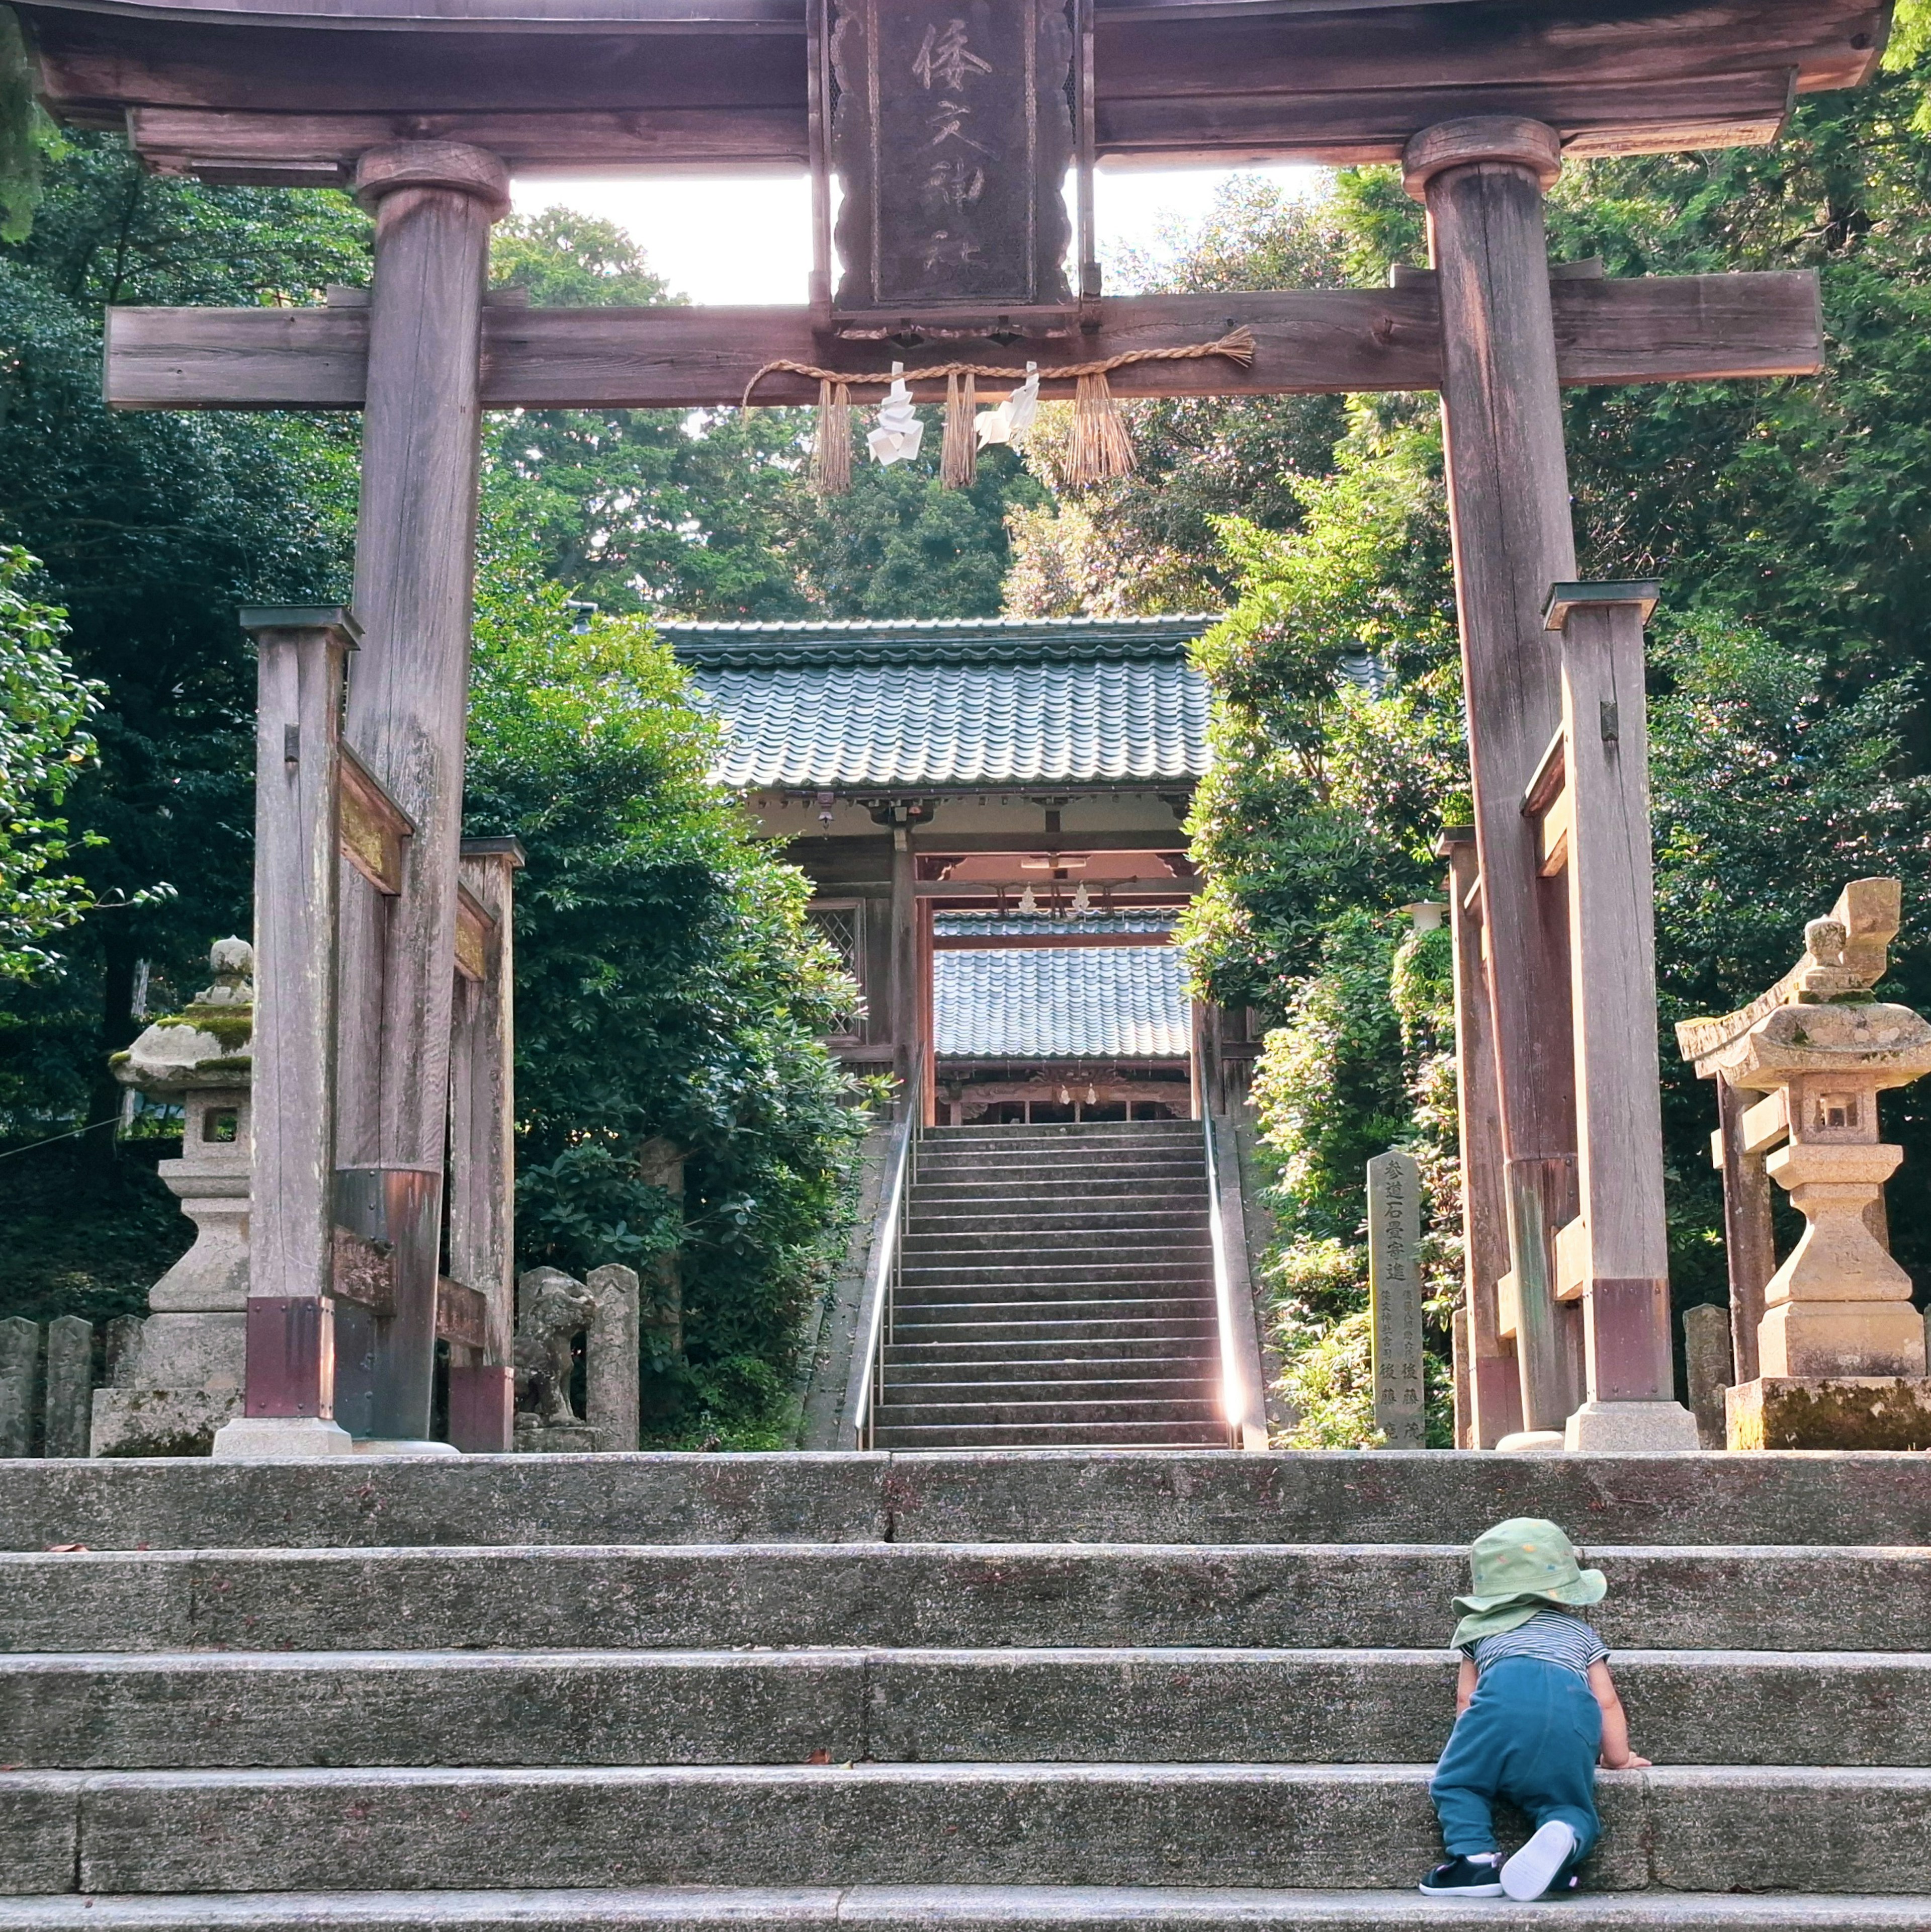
[662,615,1213,794]
[935,944,1190,1060]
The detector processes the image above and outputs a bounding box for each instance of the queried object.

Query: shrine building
[666,615,1220,1124]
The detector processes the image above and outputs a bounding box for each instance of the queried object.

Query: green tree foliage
[484,207,1045,619]
[1148,64,1931,1438]
[0,549,104,975]
[1006,179,1355,613]
[464,537,868,1444]
[0,136,366,1136]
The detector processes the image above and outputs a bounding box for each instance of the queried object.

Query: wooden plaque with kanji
[829,0,1076,312]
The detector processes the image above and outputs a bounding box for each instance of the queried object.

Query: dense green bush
[464,538,869,1445]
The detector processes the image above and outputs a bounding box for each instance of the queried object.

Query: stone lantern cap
[1677,878,1906,1079]
[1712,999,1931,1096]
[111,938,254,1096]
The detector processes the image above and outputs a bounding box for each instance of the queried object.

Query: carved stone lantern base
[1727,1374,1931,1451]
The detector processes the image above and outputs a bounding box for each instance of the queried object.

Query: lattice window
[808,902,867,1041]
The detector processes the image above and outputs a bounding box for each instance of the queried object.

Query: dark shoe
[1419,1855,1505,1899]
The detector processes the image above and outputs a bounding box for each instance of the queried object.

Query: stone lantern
[1686,883,1931,1447]
[92,939,254,1455]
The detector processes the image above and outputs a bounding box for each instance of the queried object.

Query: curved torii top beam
[17,0,1888,181]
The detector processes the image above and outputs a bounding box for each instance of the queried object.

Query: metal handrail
[1202,1109,1270,1450]
[843,1061,923,1449]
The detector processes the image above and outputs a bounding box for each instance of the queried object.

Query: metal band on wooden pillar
[337,140,509,1446]
[1405,116,1581,1439]
[1437,826,1520,1448]
[222,606,362,1457]
[447,834,524,1453]
[1540,581,1697,1449]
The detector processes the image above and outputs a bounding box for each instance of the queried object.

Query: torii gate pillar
[1407,117,1694,1449]
[336,141,508,1444]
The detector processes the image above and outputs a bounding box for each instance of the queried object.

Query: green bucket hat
[1450,1517,1607,1649]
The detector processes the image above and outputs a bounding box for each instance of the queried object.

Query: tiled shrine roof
[934,944,1190,1061]
[662,616,1213,792]
[932,910,1179,939]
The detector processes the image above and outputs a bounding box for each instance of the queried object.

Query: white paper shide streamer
[867,363,924,467]
[975,362,1040,448]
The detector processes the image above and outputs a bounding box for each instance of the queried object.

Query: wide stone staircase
[0,1450,1927,1929]
[872,1120,1225,1449]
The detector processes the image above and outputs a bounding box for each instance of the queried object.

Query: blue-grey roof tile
[934,945,1190,1059]
[933,911,1178,938]
[693,658,1209,789]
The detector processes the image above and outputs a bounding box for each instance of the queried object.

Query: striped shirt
[1462,1608,1609,1681]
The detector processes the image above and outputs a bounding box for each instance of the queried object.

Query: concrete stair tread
[873,1401,1224,1426]
[872,1424,1232,1448]
[4,1762,1928,1894]
[8,1645,1928,1771]
[2,1889,1929,1931]
[881,1367,1218,1388]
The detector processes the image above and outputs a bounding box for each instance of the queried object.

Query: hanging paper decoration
[743,328,1254,487]
[939,371,977,489]
[1070,881,1092,915]
[866,362,923,466]
[1017,885,1039,915]
[976,362,1040,449]
[811,378,853,494]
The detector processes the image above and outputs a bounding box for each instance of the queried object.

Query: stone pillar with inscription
[1367,1149,1426,1449]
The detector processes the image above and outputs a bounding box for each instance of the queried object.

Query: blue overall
[1431,1655,1603,1859]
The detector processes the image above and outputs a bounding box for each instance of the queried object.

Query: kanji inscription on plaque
[1367,1148,1427,1448]
[829,0,1074,311]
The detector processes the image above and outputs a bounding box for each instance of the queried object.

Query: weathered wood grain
[128,105,809,179]
[448,839,522,1389]
[335,742,411,895]
[341,143,504,1443]
[1421,123,1582,1435]
[102,274,1823,411]
[1554,592,1674,1405]
[1096,69,1795,164]
[1441,828,1520,1448]
[26,0,1879,162]
[245,609,359,1418]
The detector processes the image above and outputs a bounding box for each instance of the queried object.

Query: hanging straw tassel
[811,379,852,495]
[939,371,977,489]
[1066,371,1135,486]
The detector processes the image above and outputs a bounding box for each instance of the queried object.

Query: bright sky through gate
[509,165,1322,307]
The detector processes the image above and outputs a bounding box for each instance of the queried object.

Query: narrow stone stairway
[0,1451,1927,1931]
[872,1119,1225,1449]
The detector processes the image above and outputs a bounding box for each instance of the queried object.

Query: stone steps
[871,1397,1226,1429]
[887,1309,1219,1347]
[869,1422,1234,1448]
[879,1365,1219,1392]
[882,1347,1218,1378]
[5,1647,1925,1771]
[1,1452,1928,1923]
[8,1452,1931,1550]
[2,1887,1927,1932]
[3,1761,1927,1895]
[6,1542,1924,1652]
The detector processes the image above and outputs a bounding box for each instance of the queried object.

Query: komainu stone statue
[512,1268,598,1430]
[511,1263,640,1454]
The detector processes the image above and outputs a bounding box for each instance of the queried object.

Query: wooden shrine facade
[665,616,1208,1127]
[24,0,1893,1454]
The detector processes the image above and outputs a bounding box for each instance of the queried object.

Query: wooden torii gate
[19,0,1878,1453]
